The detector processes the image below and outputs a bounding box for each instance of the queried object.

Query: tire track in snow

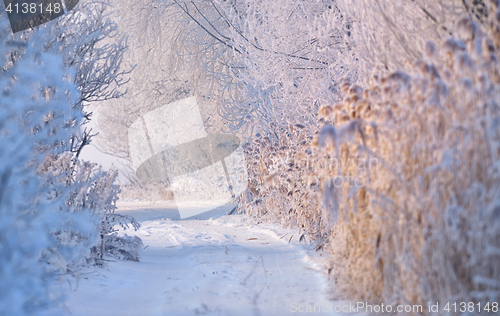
[63,202,341,316]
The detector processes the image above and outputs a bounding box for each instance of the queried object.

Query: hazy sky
[79,107,130,184]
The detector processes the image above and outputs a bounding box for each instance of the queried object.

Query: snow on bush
[93,234,143,262]
[316,11,500,309]
[39,154,141,266]
[240,128,329,245]
[240,1,500,313]
[0,18,88,315]
[0,3,137,314]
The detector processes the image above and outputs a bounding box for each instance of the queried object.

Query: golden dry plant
[241,3,500,314]
[314,9,500,314]
[240,124,330,244]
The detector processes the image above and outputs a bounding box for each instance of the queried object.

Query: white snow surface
[62,201,346,316]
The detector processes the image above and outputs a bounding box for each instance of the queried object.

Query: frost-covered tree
[96,0,347,171]
[95,0,225,163]
[97,0,498,156]
[44,0,130,157]
[94,0,235,185]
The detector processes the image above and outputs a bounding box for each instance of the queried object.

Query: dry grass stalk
[241,6,500,314]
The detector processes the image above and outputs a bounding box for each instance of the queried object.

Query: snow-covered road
[63,201,342,316]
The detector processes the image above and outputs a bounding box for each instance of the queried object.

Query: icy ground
[62,201,344,316]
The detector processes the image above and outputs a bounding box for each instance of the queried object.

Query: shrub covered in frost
[38,154,141,266]
[0,3,135,314]
[313,11,500,313]
[240,127,329,245]
[0,21,90,316]
[92,234,143,262]
[242,2,500,313]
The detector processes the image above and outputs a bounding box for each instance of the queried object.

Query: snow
[61,201,344,316]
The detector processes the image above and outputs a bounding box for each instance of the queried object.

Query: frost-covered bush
[240,1,500,312]
[92,234,143,262]
[0,3,133,314]
[38,154,141,266]
[240,127,329,244]
[312,10,500,313]
[0,19,88,316]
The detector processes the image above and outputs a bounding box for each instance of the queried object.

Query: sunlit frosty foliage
[239,0,500,313]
